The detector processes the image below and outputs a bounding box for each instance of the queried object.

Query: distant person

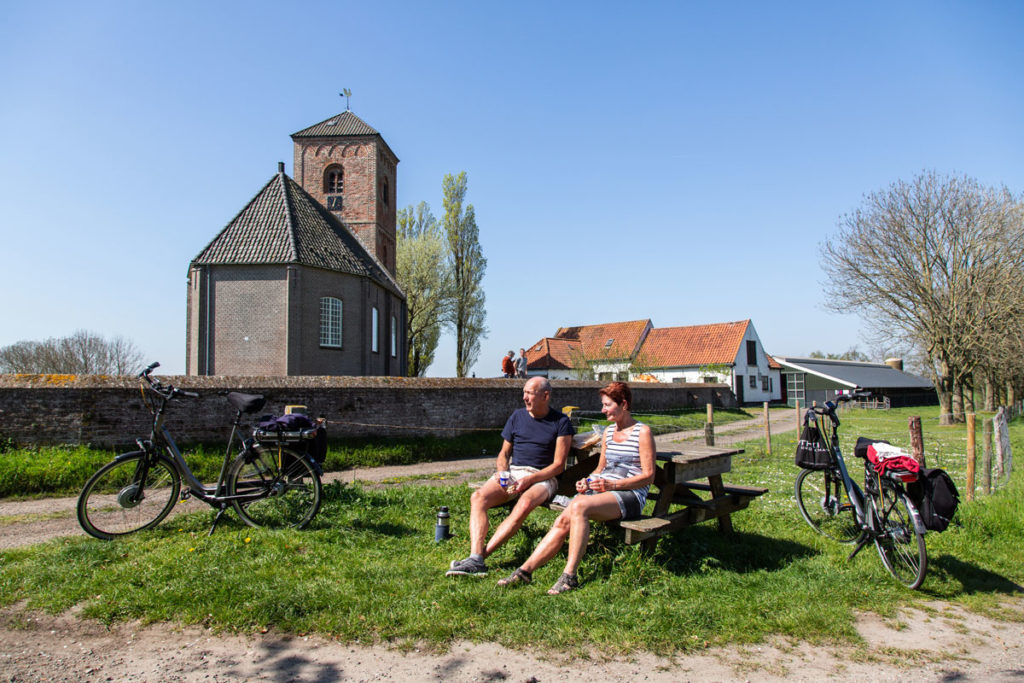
[501,350,515,378]
[495,381,655,594]
[446,376,574,577]
[515,347,528,378]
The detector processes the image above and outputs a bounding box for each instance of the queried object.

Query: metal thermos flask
[434,506,451,542]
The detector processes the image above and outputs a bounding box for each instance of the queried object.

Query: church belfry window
[319,297,343,348]
[380,176,389,206]
[324,165,344,194]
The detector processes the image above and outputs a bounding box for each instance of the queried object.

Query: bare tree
[0,330,144,375]
[821,171,1024,424]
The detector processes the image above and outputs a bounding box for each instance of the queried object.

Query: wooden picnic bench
[472,432,767,551]
[556,438,767,549]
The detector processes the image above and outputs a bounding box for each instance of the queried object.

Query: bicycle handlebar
[137,362,198,400]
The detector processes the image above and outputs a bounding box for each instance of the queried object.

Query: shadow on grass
[493,522,817,578]
[649,525,817,575]
[929,554,1024,596]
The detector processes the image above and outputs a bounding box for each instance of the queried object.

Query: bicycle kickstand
[208,504,230,536]
[847,531,872,561]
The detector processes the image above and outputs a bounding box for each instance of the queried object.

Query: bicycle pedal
[180,490,192,502]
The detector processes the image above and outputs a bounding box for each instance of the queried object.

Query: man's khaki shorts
[509,465,557,502]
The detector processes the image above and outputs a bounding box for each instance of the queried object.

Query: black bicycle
[77,362,323,540]
[794,396,928,589]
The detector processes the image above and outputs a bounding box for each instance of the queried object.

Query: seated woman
[497,381,656,594]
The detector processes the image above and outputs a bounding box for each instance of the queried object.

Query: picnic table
[555,432,767,549]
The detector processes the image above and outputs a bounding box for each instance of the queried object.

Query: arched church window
[324,165,344,194]
[380,176,389,206]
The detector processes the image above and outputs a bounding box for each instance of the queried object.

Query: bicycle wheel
[795,467,860,543]
[77,453,180,540]
[872,478,928,590]
[227,445,322,529]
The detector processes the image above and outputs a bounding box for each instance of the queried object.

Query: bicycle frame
[810,408,871,531]
[137,383,285,508]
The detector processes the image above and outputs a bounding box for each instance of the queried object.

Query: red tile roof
[524,337,582,370]
[639,320,751,367]
[553,319,652,361]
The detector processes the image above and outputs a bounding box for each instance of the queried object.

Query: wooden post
[965,413,976,502]
[982,417,993,495]
[908,416,925,467]
[705,403,715,446]
[763,401,772,455]
[795,399,801,432]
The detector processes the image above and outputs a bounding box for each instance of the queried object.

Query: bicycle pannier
[794,423,832,470]
[906,468,960,532]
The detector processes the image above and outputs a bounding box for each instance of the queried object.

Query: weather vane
[340,88,352,111]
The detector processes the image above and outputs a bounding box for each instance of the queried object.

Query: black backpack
[794,424,832,470]
[907,468,960,532]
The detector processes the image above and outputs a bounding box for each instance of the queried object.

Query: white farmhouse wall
[731,325,782,403]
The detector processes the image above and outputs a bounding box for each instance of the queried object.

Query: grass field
[0,406,1020,655]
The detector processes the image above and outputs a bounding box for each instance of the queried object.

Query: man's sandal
[547,572,579,595]
[497,567,532,587]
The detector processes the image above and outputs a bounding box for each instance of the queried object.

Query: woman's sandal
[547,572,579,595]
[497,567,532,587]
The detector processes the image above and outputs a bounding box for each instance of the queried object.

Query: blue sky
[1,1,1021,377]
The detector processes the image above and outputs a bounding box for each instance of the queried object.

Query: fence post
[794,399,801,432]
[966,413,976,502]
[763,401,772,455]
[908,416,925,467]
[705,402,715,446]
[982,418,993,495]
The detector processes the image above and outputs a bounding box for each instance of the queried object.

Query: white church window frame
[320,297,343,348]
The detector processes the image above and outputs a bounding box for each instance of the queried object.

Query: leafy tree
[0,330,143,375]
[442,172,488,377]
[396,202,452,376]
[821,171,1024,424]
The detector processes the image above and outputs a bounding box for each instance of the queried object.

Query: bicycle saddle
[227,392,267,414]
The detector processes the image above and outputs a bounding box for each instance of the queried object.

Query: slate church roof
[190,166,403,297]
[291,110,381,138]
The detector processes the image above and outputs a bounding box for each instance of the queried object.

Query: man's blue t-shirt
[501,408,575,469]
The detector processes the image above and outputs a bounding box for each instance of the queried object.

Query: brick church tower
[291,111,398,275]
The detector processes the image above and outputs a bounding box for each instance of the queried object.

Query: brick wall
[292,137,398,274]
[0,375,736,449]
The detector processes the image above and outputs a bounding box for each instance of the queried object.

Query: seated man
[447,376,574,576]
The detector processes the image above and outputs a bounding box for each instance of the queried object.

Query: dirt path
[1,598,1022,682]
[6,409,1023,680]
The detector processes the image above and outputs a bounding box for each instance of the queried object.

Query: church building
[186,111,407,376]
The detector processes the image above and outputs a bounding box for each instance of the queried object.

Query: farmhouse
[524,319,782,404]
